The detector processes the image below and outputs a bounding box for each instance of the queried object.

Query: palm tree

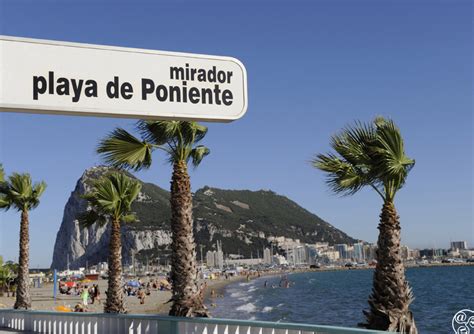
[0,172,46,309]
[0,257,14,297]
[2,260,19,297]
[97,120,210,317]
[79,172,141,313]
[312,117,417,333]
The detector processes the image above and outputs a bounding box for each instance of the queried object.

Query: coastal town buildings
[419,248,446,258]
[191,237,472,271]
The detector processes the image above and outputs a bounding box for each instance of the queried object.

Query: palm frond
[331,121,375,167]
[122,213,138,224]
[0,173,46,211]
[313,117,414,202]
[137,120,180,145]
[0,164,4,183]
[104,121,209,171]
[28,181,47,210]
[97,128,153,171]
[78,209,108,228]
[0,197,11,210]
[180,122,208,145]
[189,146,210,167]
[372,118,415,200]
[312,153,368,196]
[80,172,141,227]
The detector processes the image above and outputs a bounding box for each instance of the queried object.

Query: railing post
[170,319,179,334]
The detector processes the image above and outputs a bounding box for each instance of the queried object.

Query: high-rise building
[450,241,468,250]
[353,243,365,261]
[400,245,413,260]
[304,245,320,265]
[263,247,272,264]
[363,244,377,261]
[206,250,215,267]
[206,241,224,269]
[323,249,340,262]
[286,246,307,265]
[335,244,348,259]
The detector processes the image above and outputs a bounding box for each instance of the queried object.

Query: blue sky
[0,1,472,267]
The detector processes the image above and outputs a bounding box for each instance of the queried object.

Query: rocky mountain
[51,167,356,270]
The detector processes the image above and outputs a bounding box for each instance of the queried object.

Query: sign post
[0,36,248,122]
[53,269,57,303]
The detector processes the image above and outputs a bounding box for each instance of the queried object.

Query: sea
[210,266,474,333]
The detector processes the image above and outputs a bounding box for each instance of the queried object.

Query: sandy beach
[0,276,245,315]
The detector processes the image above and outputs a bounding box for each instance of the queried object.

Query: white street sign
[0,36,248,122]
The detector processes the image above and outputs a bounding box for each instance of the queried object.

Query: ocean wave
[238,296,252,302]
[230,292,243,298]
[239,282,252,287]
[236,303,257,313]
[248,287,258,292]
[262,306,273,313]
[276,303,284,308]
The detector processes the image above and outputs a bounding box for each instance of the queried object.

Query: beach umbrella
[160,279,170,286]
[127,280,140,287]
[55,305,72,312]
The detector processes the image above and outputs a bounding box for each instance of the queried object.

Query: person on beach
[80,286,89,306]
[74,303,86,312]
[264,280,268,288]
[94,284,101,303]
[89,286,95,304]
[138,289,146,305]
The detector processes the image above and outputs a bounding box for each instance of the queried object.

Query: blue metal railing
[0,308,393,333]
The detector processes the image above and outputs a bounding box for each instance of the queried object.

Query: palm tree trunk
[362,201,417,333]
[169,160,208,317]
[104,218,126,313]
[14,209,31,309]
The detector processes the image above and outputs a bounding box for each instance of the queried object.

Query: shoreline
[1,262,471,314]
